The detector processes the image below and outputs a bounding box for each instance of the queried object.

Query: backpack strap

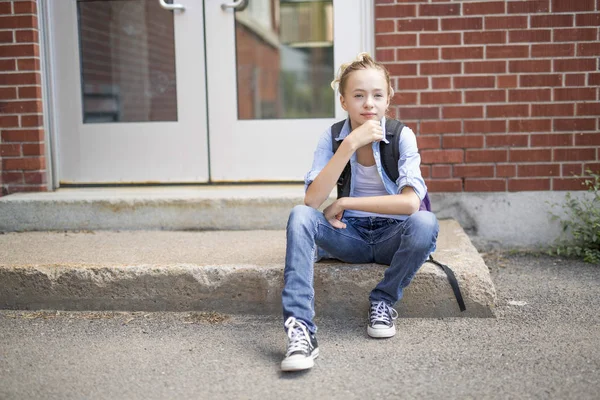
[380,119,405,183]
[331,120,351,198]
[426,255,466,312]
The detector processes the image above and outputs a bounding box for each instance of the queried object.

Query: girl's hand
[323,199,347,229]
[348,120,383,149]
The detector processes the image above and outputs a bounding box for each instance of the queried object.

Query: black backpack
[330,118,465,312]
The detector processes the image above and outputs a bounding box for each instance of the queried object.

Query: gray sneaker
[367,301,398,338]
[281,317,319,371]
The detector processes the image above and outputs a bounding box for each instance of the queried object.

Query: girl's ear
[340,95,348,111]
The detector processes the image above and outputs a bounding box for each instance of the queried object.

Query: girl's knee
[404,211,439,247]
[288,205,320,229]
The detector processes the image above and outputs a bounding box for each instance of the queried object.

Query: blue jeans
[282,205,439,334]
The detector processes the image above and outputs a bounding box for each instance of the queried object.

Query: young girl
[280,53,439,372]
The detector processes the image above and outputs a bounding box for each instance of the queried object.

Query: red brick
[497,165,517,177]
[589,73,600,86]
[532,43,575,58]
[498,75,518,88]
[17,58,40,71]
[488,104,529,118]
[553,28,597,42]
[20,114,43,127]
[463,1,505,15]
[552,0,595,12]
[507,1,550,13]
[464,31,506,45]
[532,104,574,117]
[443,105,484,119]
[509,89,551,102]
[0,115,19,128]
[520,74,563,87]
[509,29,551,43]
[1,172,24,185]
[531,14,574,28]
[376,49,395,62]
[566,74,586,86]
[486,134,529,147]
[454,164,495,177]
[509,60,551,73]
[443,135,484,149]
[0,87,17,100]
[22,143,44,156]
[417,135,441,149]
[400,48,439,61]
[441,17,483,31]
[454,76,495,89]
[466,149,508,163]
[421,149,464,163]
[486,16,528,30]
[562,163,584,177]
[530,133,573,146]
[2,157,45,171]
[442,46,484,60]
[0,31,13,43]
[375,4,417,18]
[554,88,597,101]
[487,45,529,59]
[576,103,600,116]
[1,129,43,142]
[465,179,507,192]
[394,92,418,105]
[554,118,597,132]
[375,20,395,34]
[0,15,37,29]
[377,34,417,47]
[0,100,42,114]
[17,86,41,99]
[13,1,37,14]
[554,148,596,161]
[509,149,553,162]
[465,120,507,133]
[420,62,461,75]
[584,162,600,173]
[0,144,21,157]
[554,58,597,72]
[575,13,600,26]
[397,19,438,32]
[464,61,506,74]
[398,77,428,90]
[431,165,451,178]
[421,165,431,178]
[432,77,451,89]
[554,178,590,190]
[575,133,600,145]
[0,72,40,85]
[420,120,462,135]
[510,119,551,132]
[23,171,46,185]
[0,43,38,57]
[385,63,417,76]
[577,43,600,56]
[420,33,461,46]
[508,178,551,191]
[15,30,38,43]
[419,3,460,16]
[465,90,506,103]
[0,3,12,14]
[398,106,440,119]
[426,179,463,192]
[421,91,462,105]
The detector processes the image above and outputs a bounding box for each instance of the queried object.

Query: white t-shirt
[343,163,400,219]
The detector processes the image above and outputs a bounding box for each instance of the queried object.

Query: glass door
[51,0,209,183]
[205,0,366,181]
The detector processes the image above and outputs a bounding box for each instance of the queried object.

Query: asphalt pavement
[1,253,598,400]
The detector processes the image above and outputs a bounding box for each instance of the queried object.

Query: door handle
[221,0,249,11]
[158,0,185,11]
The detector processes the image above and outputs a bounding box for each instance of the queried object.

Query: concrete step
[0,220,496,318]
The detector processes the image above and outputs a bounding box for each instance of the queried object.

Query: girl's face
[340,67,390,129]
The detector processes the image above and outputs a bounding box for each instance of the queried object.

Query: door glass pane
[77,0,177,123]
[235,0,334,120]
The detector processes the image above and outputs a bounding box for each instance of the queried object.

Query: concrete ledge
[0,220,496,318]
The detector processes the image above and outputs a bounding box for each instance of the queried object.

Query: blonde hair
[330,52,394,100]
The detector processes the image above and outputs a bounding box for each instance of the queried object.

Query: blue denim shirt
[304,117,427,219]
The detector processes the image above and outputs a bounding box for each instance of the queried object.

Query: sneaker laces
[284,317,311,356]
[369,301,398,325]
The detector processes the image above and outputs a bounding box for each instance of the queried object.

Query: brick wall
[0,0,44,196]
[376,0,600,192]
